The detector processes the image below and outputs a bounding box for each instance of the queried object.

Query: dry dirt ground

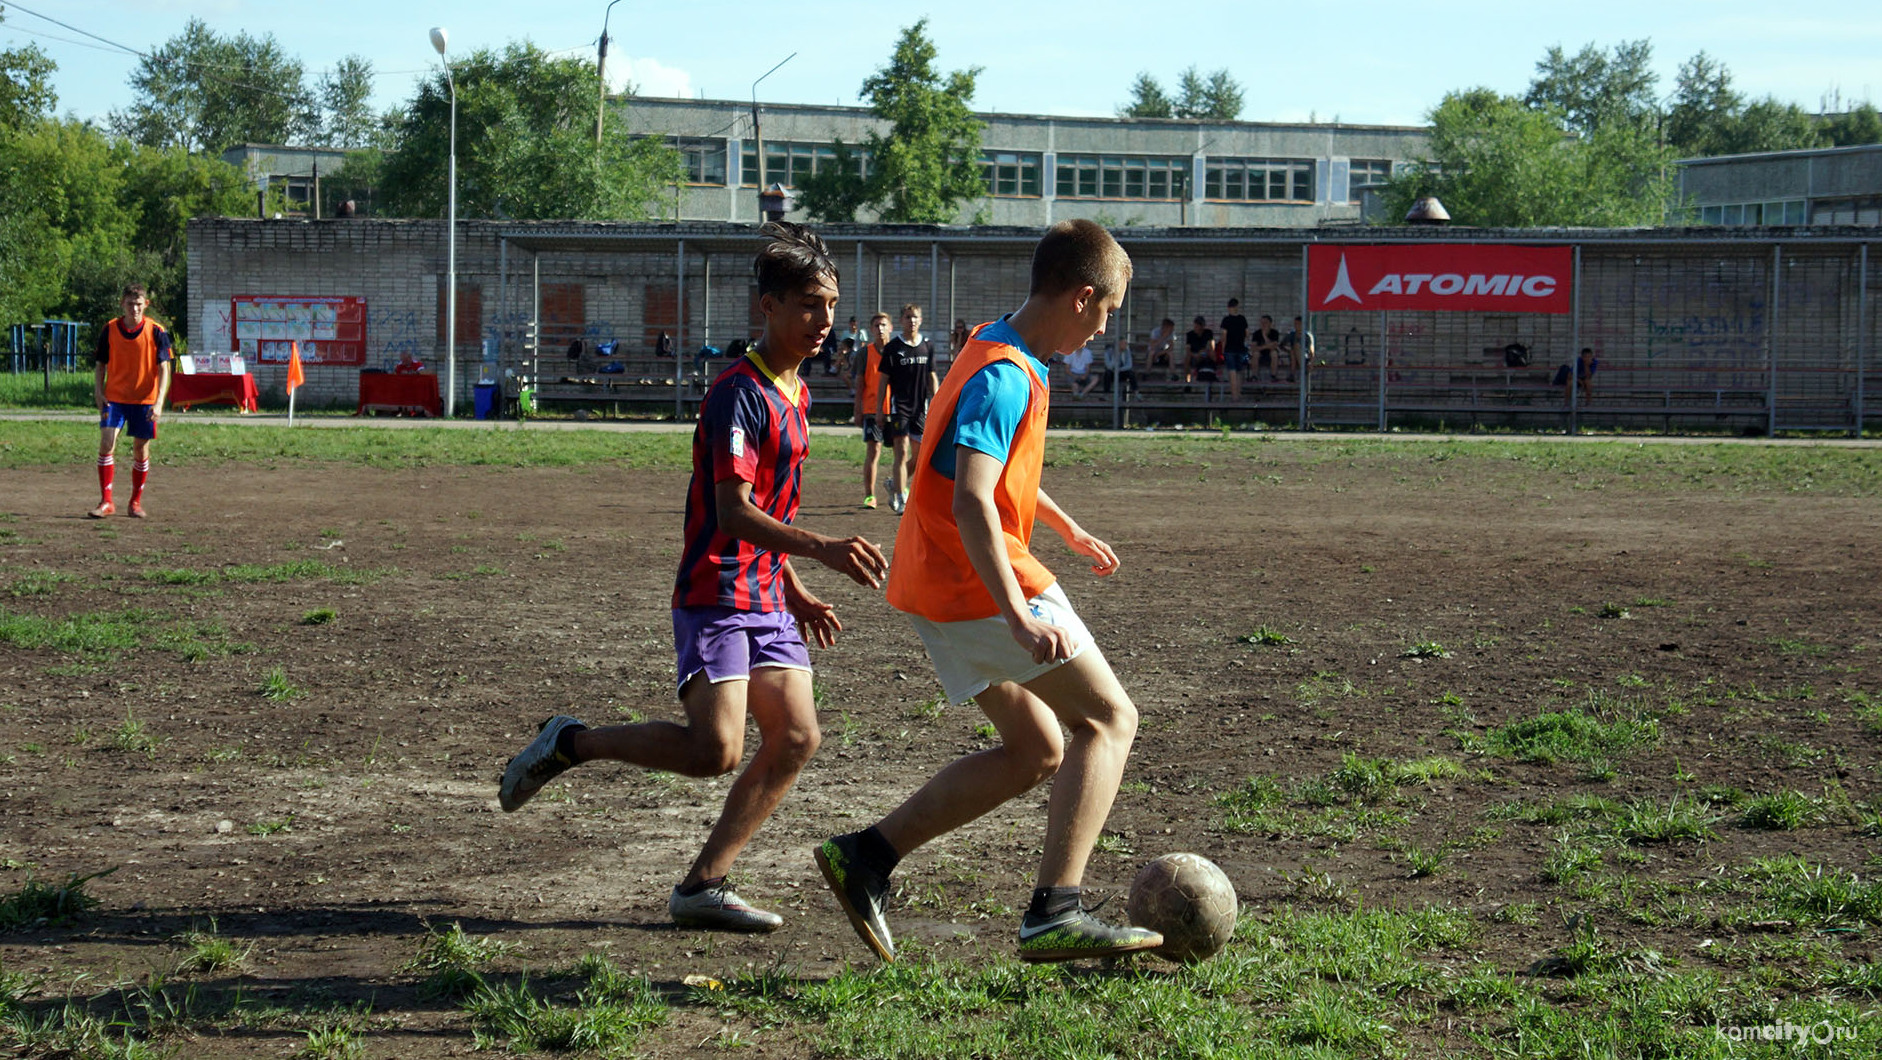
[2,437,1879,1056]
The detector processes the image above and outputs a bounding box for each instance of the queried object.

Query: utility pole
[750,53,796,202]
[596,0,623,148]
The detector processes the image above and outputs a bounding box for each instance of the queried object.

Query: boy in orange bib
[815,220,1162,964]
[90,284,172,519]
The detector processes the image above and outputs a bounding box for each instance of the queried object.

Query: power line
[2,1,138,55]
[1,22,135,55]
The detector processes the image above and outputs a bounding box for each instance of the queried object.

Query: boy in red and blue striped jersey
[498,223,887,932]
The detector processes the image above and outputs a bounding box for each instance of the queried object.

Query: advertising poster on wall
[231,296,368,365]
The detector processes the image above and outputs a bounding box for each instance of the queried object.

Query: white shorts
[906,581,1093,704]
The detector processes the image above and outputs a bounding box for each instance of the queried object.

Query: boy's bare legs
[875,648,1137,886]
[571,667,818,888]
[887,435,912,508]
[682,668,820,885]
[862,438,882,501]
[875,678,1065,856]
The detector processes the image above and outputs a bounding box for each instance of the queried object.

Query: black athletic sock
[553,722,587,762]
[1028,885,1082,921]
[676,875,723,898]
[855,826,901,878]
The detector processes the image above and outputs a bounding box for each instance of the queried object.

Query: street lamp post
[430,26,458,417]
[596,0,623,147]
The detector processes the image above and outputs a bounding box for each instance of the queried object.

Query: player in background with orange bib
[90,284,173,519]
[852,312,892,508]
[815,220,1163,964]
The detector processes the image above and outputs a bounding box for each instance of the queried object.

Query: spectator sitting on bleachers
[1103,340,1136,396]
[1281,316,1313,383]
[1185,316,1217,382]
[1145,318,1176,379]
[1064,343,1100,397]
[1553,347,1598,404]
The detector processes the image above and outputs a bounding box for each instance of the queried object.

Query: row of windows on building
[1693,200,1808,226]
[669,137,1397,204]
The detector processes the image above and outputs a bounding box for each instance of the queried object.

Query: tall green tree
[377,42,681,220]
[317,56,379,149]
[799,19,984,224]
[1177,67,1243,120]
[1118,73,1173,119]
[1381,88,1674,227]
[1662,51,1822,157]
[1525,39,1657,135]
[0,35,54,129]
[1823,102,1882,147]
[111,18,317,154]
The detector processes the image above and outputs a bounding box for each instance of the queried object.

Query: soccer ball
[1126,852,1237,963]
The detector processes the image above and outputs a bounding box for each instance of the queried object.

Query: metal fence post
[1377,310,1387,432]
[1570,244,1582,434]
[1769,243,1780,437]
[676,238,686,421]
[1858,243,1869,438]
[1298,244,1309,429]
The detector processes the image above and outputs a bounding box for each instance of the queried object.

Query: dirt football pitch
[2,425,1880,1057]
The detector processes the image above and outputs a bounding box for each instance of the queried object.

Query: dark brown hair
[121,283,149,300]
[754,221,838,299]
[1028,219,1132,299]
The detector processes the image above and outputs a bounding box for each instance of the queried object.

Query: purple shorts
[672,605,810,696]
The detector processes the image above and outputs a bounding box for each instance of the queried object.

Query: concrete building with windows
[1677,143,1882,227]
[622,97,1429,228]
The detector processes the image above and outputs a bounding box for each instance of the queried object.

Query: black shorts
[861,414,884,444]
[885,409,926,442]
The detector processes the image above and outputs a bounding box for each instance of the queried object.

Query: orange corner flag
[286,341,305,393]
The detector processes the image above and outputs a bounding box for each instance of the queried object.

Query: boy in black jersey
[876,303,940,513]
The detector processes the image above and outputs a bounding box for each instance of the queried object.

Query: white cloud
[611,56,692,99]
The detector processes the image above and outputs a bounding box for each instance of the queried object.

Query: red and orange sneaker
[87,501,115,519]
[128,500,147,519]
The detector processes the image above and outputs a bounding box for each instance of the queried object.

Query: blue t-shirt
[929,317,1049,479]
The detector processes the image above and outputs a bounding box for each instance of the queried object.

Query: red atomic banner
[1307,245,1574,314]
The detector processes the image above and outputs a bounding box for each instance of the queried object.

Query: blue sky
[8,0,1882,129]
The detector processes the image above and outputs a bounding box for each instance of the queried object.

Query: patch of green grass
[109,710,159,757]
[247,815,294,836]
[1849,691,1882,735]
[1218,753,1459,839]
[1541,839,1605,884]
[175,918,252,975]
[1597,602,1631,619]
[1240,625,1295,647]
[1730,856,1882,928]
[0,605,155,656]
[1768,636,1831,657]
[465,971,665,1053]
[260,665,303,701]
[1739,790,1820,831]
[407,921,510,998]
[6,569,76,597]
[1605,796,1718,843]
[0,867,114,929]
[1400,640,1451,658]
[1467,692,1661,765]
[298,1021,365,1060]
[144,560,383,587]
[300,608,338,625]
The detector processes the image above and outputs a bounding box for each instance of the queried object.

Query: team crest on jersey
[729,426,746,457]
